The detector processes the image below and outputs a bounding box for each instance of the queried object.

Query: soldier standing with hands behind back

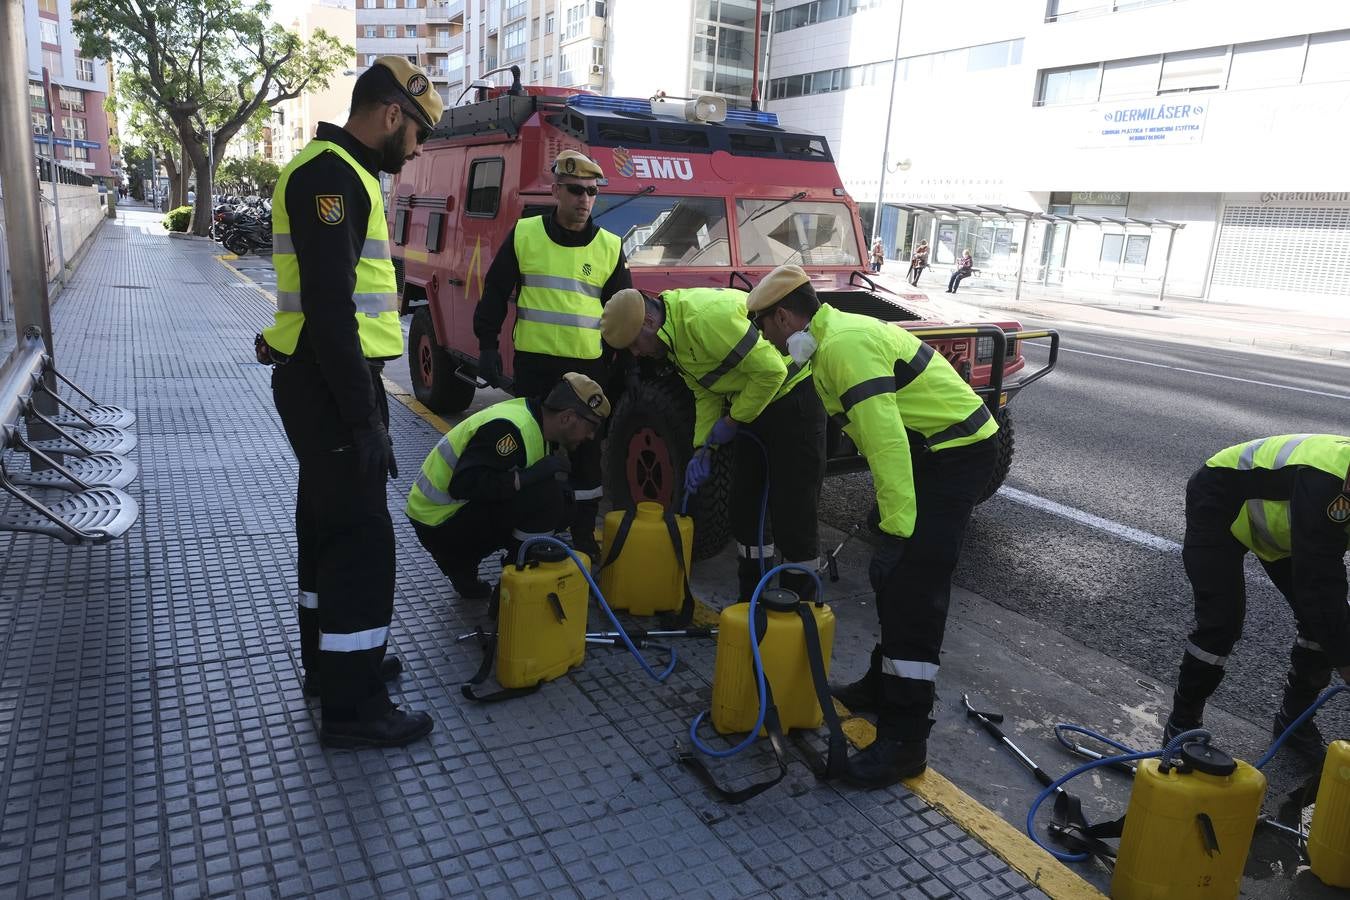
[262,57,441,749]
[472,150,633,558]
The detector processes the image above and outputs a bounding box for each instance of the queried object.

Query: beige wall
[39,183,105,282]
[276,3,359,166]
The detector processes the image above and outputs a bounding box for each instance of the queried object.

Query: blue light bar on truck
[565,94,780,126]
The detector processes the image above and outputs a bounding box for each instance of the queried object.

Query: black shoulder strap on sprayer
[599,506,636,572]
[795,603,850,781]
[658,506,697,627]
[459,585,544,703]
[678,604,790,804]
[1048,791,1122,862]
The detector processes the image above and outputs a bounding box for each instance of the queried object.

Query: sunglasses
[387,101,430,144]
[560,183,599,197]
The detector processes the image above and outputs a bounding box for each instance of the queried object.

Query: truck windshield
[735,199,863,267]
[592,195,731,267]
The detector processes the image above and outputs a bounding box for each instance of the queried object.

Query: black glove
[352,421,397,480]
[479,347,502,387]
[867,534,906,592]
[517,454,570,489]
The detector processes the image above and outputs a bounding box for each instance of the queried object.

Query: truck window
[426,212,445,252]
[393,208,410,245]
[466,158,504,217]
[735,199,863,267]
[592,195,731,267]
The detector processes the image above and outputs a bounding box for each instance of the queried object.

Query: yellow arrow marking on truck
[465,235,486,300]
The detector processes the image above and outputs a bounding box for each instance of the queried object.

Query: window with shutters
[1212,206,1350,296]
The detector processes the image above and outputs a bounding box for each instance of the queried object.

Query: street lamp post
[871,0,906,252]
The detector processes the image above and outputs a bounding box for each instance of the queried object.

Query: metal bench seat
[0,482,139,544]
[26,422,138,457]
[30,372,136,430]
[6,451,139,491]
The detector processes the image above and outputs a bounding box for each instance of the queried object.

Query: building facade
[25,0,114,179]
[274,1,360,164]
[349,0,773,114]
[765,0,1350,308]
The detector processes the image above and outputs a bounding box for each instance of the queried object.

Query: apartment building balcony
[426,0,464,23]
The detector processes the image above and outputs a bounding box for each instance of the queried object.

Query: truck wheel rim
[418,334,434,385]
[626,427,675,507]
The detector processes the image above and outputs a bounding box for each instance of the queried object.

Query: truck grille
[819,291,924,323]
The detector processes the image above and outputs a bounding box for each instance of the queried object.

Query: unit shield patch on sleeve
[496,434,519,457]
[316,195,345,225]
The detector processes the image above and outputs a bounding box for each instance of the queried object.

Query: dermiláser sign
[1083,99,1208,148]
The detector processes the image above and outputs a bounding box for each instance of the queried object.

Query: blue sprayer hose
[686,562,824,760]
[514,535,677,683]
[1027,684,1348,862]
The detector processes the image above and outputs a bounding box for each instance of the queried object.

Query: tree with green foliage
[217,156,282,197]
[74,0,350,235]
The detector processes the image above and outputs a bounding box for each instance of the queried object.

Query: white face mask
[786,329,818,365]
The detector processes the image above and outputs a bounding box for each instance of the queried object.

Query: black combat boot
[829,645,882,714]
[304,655,404,697]
[843,706,928,788]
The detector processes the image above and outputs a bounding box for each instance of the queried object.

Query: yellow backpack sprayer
[459,537,678,701]
[1017,684,1349,898]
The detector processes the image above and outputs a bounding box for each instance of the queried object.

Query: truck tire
[409,308,474,414]
[603,376,732,561]
[978,408,1014,503]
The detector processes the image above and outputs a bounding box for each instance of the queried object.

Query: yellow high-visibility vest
[512,215,619,359]
[263,139,402,359]
[405,398,547,526]
[1206,434,1350,561]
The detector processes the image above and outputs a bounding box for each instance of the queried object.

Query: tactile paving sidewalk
[0,217,1051,899]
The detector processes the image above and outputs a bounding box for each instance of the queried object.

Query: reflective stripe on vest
[404,398,547,527]
[1207,433,1350,561]
[698,322,759,389]
[511,216,619,360]
[262,139,402,359]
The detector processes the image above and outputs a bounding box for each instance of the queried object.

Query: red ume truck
[388,74,1057,557]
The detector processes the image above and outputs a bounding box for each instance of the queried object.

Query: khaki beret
[600,288,646,349]
[552,149,605,181]
[746,265,811,314]
[549,373,611,423]
[373,56,444,130]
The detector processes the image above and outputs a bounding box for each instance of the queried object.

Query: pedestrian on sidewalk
[870,238,884,273]
[260,57,442,749]
[405,374,610,597]
[907,240,929,287]
[1164,434,1350,761]
[946,247,973,293]
[746,264,1000,787]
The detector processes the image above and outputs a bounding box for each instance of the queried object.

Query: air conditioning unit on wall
[590,63,603,75]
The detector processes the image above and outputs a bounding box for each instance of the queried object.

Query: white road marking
[1022,341,1350,397]
[997,486,1183,553]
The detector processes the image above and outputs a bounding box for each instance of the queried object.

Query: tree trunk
[185,139,213,236]
[163,152,182,210]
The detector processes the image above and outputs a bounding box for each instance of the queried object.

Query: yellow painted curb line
[836,703,1104,899]
[382,377,454,434]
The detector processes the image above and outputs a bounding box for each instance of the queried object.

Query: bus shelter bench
[0,330,139,544]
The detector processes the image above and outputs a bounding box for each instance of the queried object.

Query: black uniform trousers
[273,357,395,723]
[1172,466,1333,723]
[512,351,606,545]
[730,377,827,601]
[411,478,568,585]
[875,434,998,741]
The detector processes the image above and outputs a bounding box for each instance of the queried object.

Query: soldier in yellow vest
[745,265,1000,787]
[472,150,633,559]
[405,374,610,596]
[1164,434,1350,759]
[262,57,441,749]
[600,286,827,604]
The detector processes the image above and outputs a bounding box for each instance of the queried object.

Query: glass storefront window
[593,195,732,267]
[735,199,862,267]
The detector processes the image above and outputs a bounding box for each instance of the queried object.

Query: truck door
[456,155,512,373]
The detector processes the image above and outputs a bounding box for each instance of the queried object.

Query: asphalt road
[819,323,1350,745]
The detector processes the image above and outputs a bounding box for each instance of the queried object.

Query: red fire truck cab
[389,74,1057,558]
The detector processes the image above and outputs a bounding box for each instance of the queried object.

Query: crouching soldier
[405,374,610,597]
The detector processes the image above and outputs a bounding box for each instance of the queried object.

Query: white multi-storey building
[766,0,1350,308]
